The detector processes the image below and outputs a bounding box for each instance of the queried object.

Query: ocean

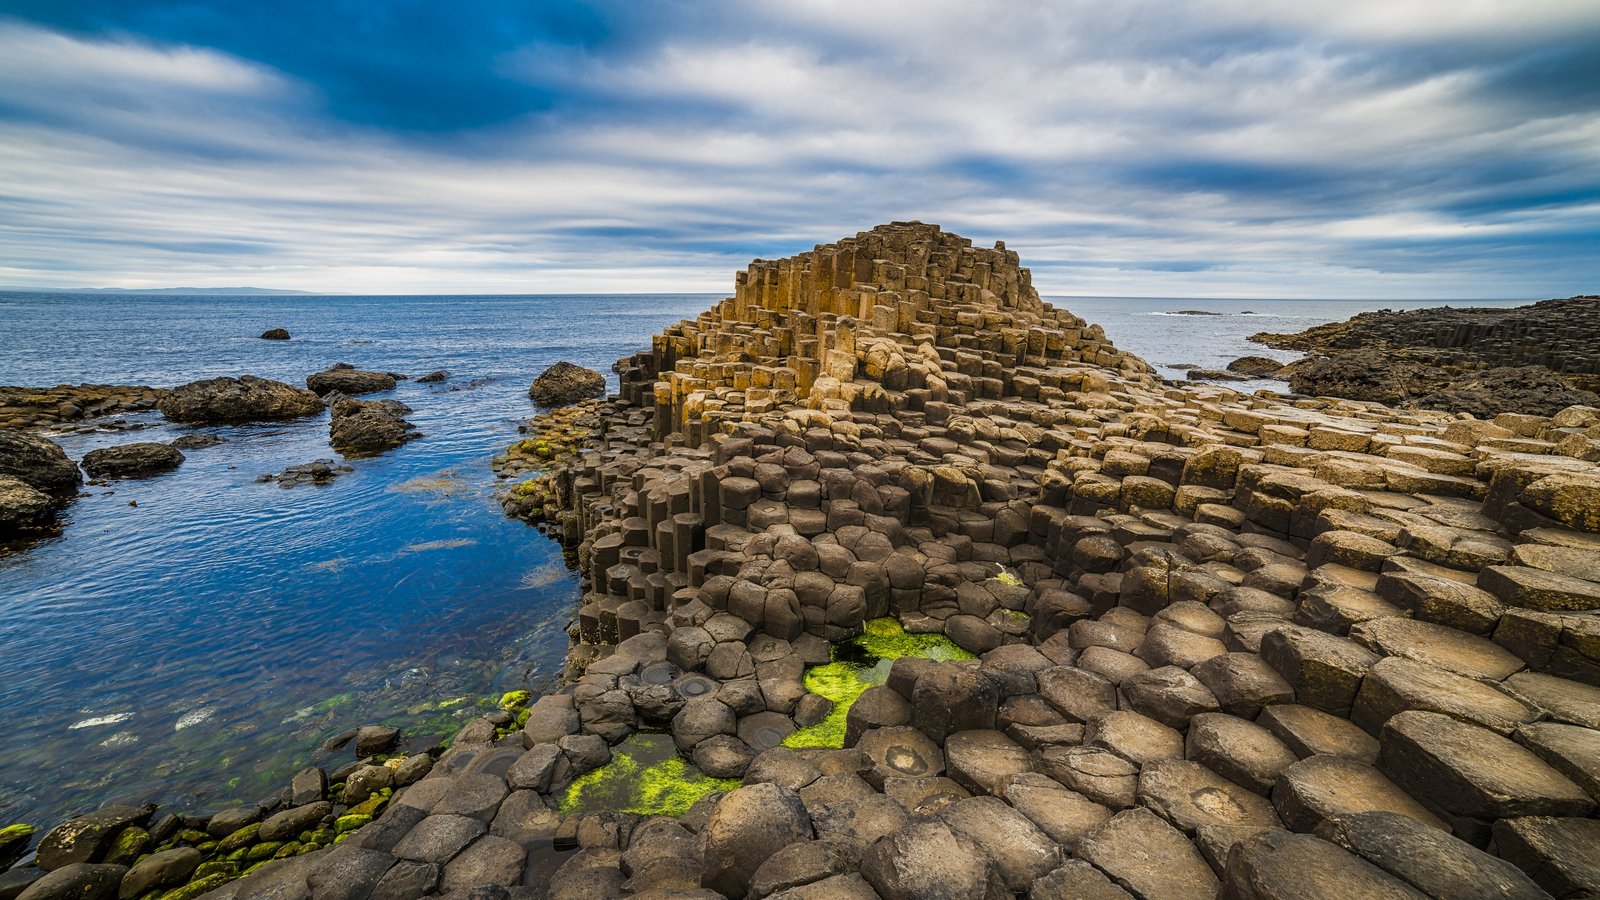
[0,290,1532,830]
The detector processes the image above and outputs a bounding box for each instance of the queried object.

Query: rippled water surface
[0,290,1529,830]
[0,292,713,829]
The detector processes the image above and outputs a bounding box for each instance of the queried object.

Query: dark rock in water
[306,366,397,397]
[0,431,81,498]
[35,806,151,871]
[1167,363,1200,371]
[1226,356,1287,378]
[0,823,33,870]
[259,328,290,340]
[81,442,184,479]
[417,370,450,383]
[328,397,419,457]
[1171,309,1224,316]
[170,434,226,450]
[355,724,401,757]
[529,361,606,407]
[1185,369,1253,383]
[265,459,353,487]
[158,376,324,424]
[1284,350,1414,407]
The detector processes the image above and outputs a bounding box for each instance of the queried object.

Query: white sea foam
[175,707,217,731]
[69,712,133,729]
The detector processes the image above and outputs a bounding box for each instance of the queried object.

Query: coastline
[3,243,1598,897]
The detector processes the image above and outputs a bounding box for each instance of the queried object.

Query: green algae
[557,732,739,818]
[783,617,973,749]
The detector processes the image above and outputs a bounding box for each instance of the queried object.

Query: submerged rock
[417,370,450,383]
[528,361,605,407]
[260,328,291,340]
[262,459,352,487]
[170,434,226,450]
[81,442,184,479]
[306,365,398,397]
[158,376,324,424]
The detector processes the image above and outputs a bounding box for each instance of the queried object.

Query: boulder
[529,362,606,407]
[35,806,149,871]
[260,328,290,340]
[0,474,57,534]
[81,442,184,479]
[860,819,1007,900]
[329,397,419,456]
[13,863,126,900]
[158,375,324,424]
[0,431,81,498]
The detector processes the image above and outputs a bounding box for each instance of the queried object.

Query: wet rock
[329,397,419,456]
[35,806,149,871]
[158,375,323,424]
[80,442,184,479]
[0,474,56,534]
[260,328,290,340]
[529,362,606,407]
[1227,356,1287,378]
[306,366,398,397]
[13,863,126,900]
[117,846,201,898]
[355,724,401,756]
[169,433,225,450]
[258,802,332,842]
[0,431,81,500]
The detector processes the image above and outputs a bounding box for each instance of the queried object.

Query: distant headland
[0,286,321,296]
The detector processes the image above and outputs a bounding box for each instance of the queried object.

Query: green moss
[104,826,150,866]
[557,733,739,818]
[0,824,34,844]
[215,823,259,854]
[156,873,232,900]
[335,814,372,833]
[783,617,972,750]
[990,569,1024,587]
[499,690,531,710]
[246,842,283,861]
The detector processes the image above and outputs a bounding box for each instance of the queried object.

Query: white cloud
[0,6,1597,296]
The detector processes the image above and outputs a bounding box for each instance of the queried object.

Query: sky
[0,1,1597,298]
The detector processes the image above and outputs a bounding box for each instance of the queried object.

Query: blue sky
[1,1,1597,297]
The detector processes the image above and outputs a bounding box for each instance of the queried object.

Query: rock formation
[328,396,419,457]
[0,431,81,535]
[529,361,607,407]
[11,224,1598,899]
[157,376,324,424]
[260,328,291,340]
[0,384,167,429]
[81,442,185,479]
[1254,296,1600,417]
[306,364,399,397]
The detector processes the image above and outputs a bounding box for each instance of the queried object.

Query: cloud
[0,3,1597,297]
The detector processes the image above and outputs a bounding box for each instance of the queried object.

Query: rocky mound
[328,397,419,456]
[0,475,56,534]
[81,442,185,479]
[529,361,606,406]
[306,364,399,397]
[260,328,291,340]
[157,376,324,424]
[1253,296,1600,416]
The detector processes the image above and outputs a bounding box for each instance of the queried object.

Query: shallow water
[0,289,1529,832]
[0,292,712,829]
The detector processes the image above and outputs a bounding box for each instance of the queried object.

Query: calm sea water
[0,290,1530,831]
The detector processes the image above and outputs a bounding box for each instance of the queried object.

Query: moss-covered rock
[156,872,232,900]
[557,732,740,818]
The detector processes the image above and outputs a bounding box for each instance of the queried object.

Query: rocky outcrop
[328,397,419,456]
[1227,356,1288,378]
[0,432,82,536]
[157,376,324,424]
[529,361,606,407]
[1254,296,1600,416]
[306,364,399,397]
[0,384,167,429]
[81,442,185,479]
[260,328,291,340]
